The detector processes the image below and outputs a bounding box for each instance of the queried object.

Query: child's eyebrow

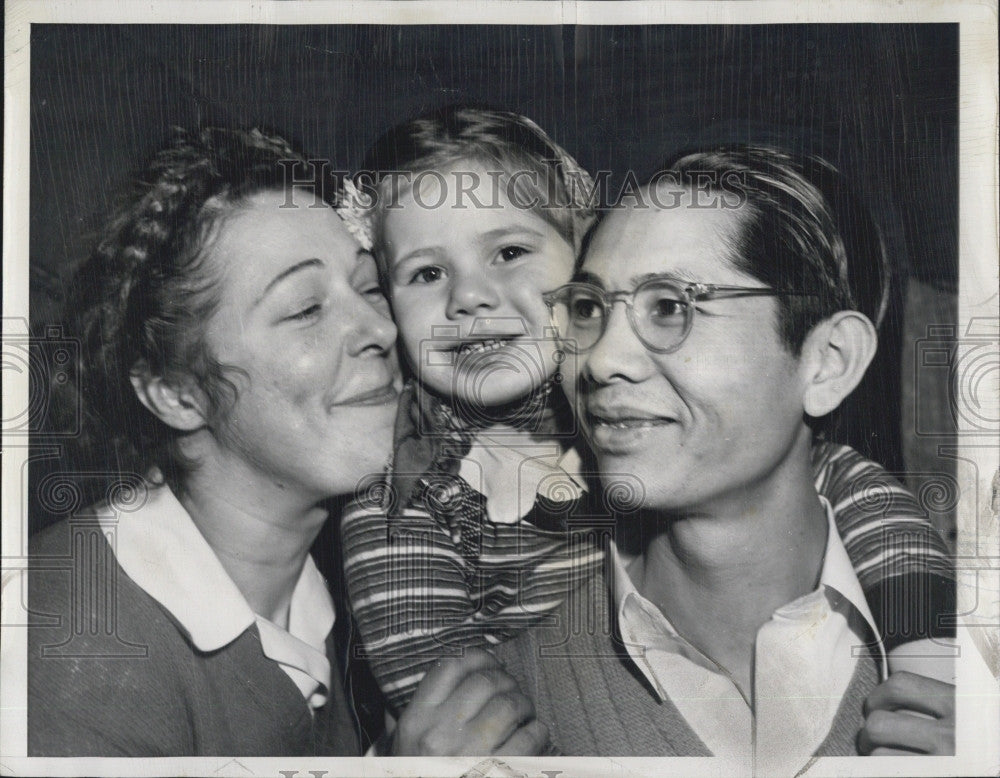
[391,246,441,266]
[480,226,546,242]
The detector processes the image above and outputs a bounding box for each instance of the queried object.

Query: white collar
[610,495,887,674]
[798,496,886,674]
[459,438,587,525]
[94,483,335,654]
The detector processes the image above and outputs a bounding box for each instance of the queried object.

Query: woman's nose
[349,297,398,356]
[581,303,652,385]
[446,269,501,318]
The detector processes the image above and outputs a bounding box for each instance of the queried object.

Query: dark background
[28,24,958,538]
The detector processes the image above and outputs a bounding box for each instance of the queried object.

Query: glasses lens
[550,286,605,353]
[634,282,689,350]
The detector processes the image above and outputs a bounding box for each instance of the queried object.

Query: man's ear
[799,311,878,418]
[129,362,208,432]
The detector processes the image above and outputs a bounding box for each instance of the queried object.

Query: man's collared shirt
[95,484,335,712]
[611,496,887,767]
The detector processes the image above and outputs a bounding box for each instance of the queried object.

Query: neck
[176,438,328,627]
[620,439,829,693]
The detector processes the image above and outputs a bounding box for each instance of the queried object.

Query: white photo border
[3,2,997,777]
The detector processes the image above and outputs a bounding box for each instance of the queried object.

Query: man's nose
[446,269,501,318]
[581,302,653,385]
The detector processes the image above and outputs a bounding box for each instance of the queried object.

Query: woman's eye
[285,303,322,322]
[361,285,391,311]
[408,266,445,285]
[498,245,529,263]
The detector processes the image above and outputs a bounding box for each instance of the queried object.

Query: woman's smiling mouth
[333,382,399,407]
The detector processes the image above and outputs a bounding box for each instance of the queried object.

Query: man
[495,145,955,766]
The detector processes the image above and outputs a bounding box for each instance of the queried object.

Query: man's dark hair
[647,145,890,355]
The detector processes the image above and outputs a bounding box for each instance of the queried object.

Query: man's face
[563,188,813,514]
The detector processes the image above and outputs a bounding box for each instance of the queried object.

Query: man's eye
[571,298,603,320]
[409,266,445,284]
[649,297,685,321]
[286,303,322,321]
[498,245,529,262]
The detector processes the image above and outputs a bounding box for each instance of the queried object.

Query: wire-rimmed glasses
[543,276,817,354]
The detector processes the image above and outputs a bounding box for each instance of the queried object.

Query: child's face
[383,163,576,408]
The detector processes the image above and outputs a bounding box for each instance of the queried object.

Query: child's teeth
[459,338,509,354]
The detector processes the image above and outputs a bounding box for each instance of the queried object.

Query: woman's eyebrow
[256,258,324,304]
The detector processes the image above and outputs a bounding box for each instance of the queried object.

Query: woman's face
[198,188,401,502]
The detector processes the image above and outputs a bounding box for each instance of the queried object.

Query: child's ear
[129,361,209,432]
[799,311,878,418]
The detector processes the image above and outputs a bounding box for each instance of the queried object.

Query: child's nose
[446,270,501,318]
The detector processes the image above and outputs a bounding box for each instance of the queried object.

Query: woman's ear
[799,310,878,419]
[129,362,208,432]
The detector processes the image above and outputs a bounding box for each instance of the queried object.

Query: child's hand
[858,671,955,755]
[390,647,550,756]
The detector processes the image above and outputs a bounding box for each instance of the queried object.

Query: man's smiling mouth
[590,417,674,430]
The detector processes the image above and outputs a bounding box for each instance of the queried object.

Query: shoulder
[27,519,193,755]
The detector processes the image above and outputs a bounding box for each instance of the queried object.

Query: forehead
[382,162,564,250]
[582,187,753,286]
[207,188,360,286]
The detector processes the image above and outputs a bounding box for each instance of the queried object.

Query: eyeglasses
[543,277,816,354]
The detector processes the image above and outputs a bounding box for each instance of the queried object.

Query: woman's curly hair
[60,126,336,494]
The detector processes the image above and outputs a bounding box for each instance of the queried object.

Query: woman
[27,126,547,757]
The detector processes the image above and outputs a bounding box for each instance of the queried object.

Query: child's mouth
[455,337,514,356]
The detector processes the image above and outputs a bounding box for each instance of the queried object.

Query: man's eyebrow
[573,270,606,288]
[256,258,324,304]
[631,268,704,286]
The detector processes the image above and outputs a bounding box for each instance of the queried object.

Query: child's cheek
[392,308,426,370]
[534,243,576,288]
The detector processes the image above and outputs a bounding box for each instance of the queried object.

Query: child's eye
[498,245,530,263]
[285,303,322,322]
[408,266,445,285]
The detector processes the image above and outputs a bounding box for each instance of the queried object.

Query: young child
[340,106,955,717]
